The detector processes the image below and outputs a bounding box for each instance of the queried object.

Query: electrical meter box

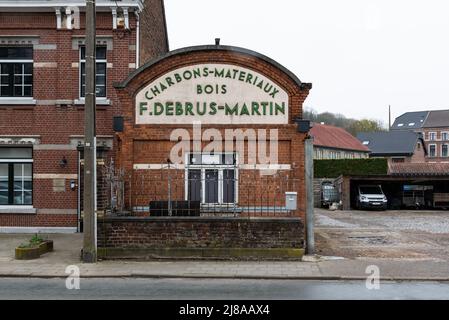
[285,192,297,210]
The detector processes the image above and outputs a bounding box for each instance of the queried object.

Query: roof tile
[310,123,370,152]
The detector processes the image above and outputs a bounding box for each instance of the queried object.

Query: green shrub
[314,158,388,178]
[30,233,44,245]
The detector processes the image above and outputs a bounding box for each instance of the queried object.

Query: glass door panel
[205,170,219,204]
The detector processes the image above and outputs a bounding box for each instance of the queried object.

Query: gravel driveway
[315,208,449,261]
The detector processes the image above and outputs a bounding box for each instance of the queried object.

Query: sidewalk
[1,234,449,281]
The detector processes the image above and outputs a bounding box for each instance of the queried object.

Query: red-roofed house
[310,123,370,159]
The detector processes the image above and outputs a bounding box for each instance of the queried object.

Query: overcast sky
[164,0,449,126]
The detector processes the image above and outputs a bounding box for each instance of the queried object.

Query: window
[408,122,415,126]
[0,147,33,206]
[318,149,323,159]
[362,141,370,145]
[392,157,405,163]
[397,123,404,127]
[186,153,237,205]
[0,47,33,97]
[428,132,436,141]
[80,46,107,98]
[442,132,449,141]
[429,144,437,157]
[442,144,449,158]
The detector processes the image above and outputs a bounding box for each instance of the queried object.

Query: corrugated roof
[422,110,449,128]
[310,123,370,152]
[389,162,449,176]
[357,131,421,156]
[391,111,429,130]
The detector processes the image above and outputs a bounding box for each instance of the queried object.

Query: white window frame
[79,46,107,99]
[184,152,238,205]
[428,132,437,141]
[428,144,437,157]
[442,144,449,158]
[0,156,33,207]
[442,132,449,141]
[0,58,33,98]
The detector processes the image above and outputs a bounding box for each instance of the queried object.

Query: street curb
[1,273,449,282]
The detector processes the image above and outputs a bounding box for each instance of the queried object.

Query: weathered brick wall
[0,5,168,229]
[0,213,77,227]
[98,217,304,249]
[139,0,170,64]
[115,48,311,220]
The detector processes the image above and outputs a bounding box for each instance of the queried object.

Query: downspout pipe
[135,10,140,68]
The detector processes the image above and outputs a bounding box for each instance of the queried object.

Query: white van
[356,185,388,210]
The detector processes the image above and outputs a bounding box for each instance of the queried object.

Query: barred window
[0,47,33,97]
[80,46,107,98]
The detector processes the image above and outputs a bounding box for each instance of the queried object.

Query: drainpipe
[135,11,140,68]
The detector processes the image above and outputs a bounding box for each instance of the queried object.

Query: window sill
[74,98,111,106]
[0,206,36,214]
[0,98,36,105]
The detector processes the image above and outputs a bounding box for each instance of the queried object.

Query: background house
[391,109,449,162]
[357,131,426,164]
[310,123,370,160]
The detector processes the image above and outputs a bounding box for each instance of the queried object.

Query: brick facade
[114,46,311,220]
[0,1,168,231]
[422,128,449,162]
[97,216,304,258]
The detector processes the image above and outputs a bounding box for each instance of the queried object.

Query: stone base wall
[98,217,304,250]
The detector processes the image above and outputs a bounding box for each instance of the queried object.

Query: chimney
[215,38,221,46]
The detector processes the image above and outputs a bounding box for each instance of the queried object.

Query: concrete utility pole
[82,0,97,263]
[388,105,392,131]
[305,137,315,255]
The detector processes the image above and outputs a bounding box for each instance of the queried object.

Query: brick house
[0,0,169,232]
[310,123,370,160]
[96,45,311,257]
[357,131,426,165]
[113,45,312,219]
[421,110,449,162]
[391,109,449,162]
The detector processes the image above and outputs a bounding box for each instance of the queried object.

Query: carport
[335,173,449,210]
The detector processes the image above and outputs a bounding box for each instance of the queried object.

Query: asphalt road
[0,278,449,300]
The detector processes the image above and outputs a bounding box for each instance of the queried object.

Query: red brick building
[113,45,311,219]
[96,45,311,258]
[0,0,168,232]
